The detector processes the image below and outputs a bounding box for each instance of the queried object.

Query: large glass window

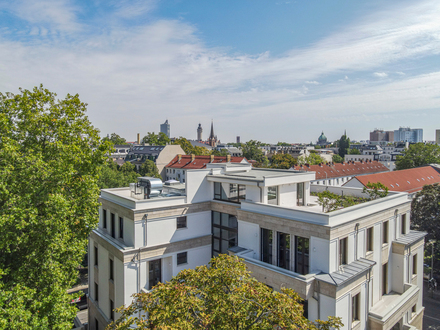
[212,211,238,256]
[366,227,374,252]
[339,237,347,266]
[214,182,246,203]
[268,186,278,205]
[111,213,115,238]
[261,228,273,264]
[295,236,309,275]
[352,293,360,322]
[277,232,290,270]
[297,183,304,206]
[149,259,161,290]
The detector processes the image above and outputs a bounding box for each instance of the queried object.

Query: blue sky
[1,0,439,143]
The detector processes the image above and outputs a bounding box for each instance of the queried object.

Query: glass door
[149,259,161,290]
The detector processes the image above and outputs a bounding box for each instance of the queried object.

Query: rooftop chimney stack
[227,154,231,162]
[210,154,214,163]
[137,133,140,144]
[178,154,182,161]
[191,154,195,162]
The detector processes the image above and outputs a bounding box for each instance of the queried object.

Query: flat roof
[209,168,312,181]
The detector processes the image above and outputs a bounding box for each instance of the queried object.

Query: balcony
[369,284,419,330]
[229,247,316,300]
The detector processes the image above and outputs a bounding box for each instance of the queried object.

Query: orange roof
[292,160,389,180]
[166,155,247,170]
[345,166,440,193]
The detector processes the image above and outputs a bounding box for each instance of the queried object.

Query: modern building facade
[160,120,170,138]
[89,163,425,330]
[370,130,394,143]
[394,127,423,143]
[436,129,440,145]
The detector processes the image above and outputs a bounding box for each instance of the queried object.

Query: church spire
[209,120,214,139]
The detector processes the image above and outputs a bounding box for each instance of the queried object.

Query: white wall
[279,183,296,207]
[335,294,350,330]
[310,237,330,273]
[320,295,336,322]
[329,239,338,273]
[246,185,261,203]
[114,257,125,318]
[146,211,211,247]
[173,245,211,276]
[186,170,212,203]
[134,221,145,249]
[98,244,110,318]
[238,220,260,258]
[124,263,138,305]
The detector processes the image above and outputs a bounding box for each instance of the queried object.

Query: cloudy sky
[1,0,440,143]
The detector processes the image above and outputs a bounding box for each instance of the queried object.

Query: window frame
[412,254,417,276]
[95,282,99,302]
[109,258,114,281]
[119,216,124,239]
[401,214,407,235]
[339,237,348,266]
[177,252,188,265]
[103,209,107,229]
[366,227,374,252]
[111,213,115,238]
[176,216,187,229]
[383,221,389,244]
[352,293,360,322]
[94,246,98,267]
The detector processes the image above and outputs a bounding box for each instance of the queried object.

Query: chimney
[191,154,195,162]
[178,154,182,161]
[227,154,231,162]
[210,154,214,163]
[137,133,140,144]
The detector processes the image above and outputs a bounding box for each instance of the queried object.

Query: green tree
[411,184,440,275]
[276,141,291,146]
[338,133,350,158]
[299,153,325,165]
[332,154,344,163]
[271,153,297,169]
[138,160,161,178]
[103,132,127,145]
[142,132,171,146]
[395,143,440,170]
[317,191,342,212]
[0,85,109,329]
[362,182,389,200]
[109,255,342,330]
[173,137,210,155]
[242,140,265,163]
[211,149,230,156]
[348,148,361,155]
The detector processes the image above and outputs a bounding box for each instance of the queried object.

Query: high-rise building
[197,123,203,141]
[370,129,394,142]
[436,129,440,145]
[394,127,423,143]
[160,120,170,138]
[236,136,240,144]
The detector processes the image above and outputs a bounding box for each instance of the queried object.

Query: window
[111,213,115,238]
[352,293,360,322]
[94,246,98,266]
[278,232,290,270]
[214,182,245,203]
[110,299,114,321]
[177,216,187,229]
[103,209,107,229]
[95,282,99,302]
[413,254,417,275]
[149,259,161,290]
[109,259,114,281]
[177,252,188,265]
[382,263,388,295]
[366,227,374,252]
[297,183,304,206]
[401,214,407,235]
[339,237,348,266]
[119,217,124,239]
[95,318,99,330]
[295,236,309,275]
[268,186,278,205]
[212,211,238,256]
[383,221,389,244]
[261,228,273,264]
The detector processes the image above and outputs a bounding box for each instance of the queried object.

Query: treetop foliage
[0,85,110,329]
[142,132,171,146]
[338,133,350,158]
[109,255,342,330]
[395,143,440,170]
[298,153,325,165]
[362,181,389,200]
[173,137,211,155]
[270,153,297,169]
[102,133,127,145]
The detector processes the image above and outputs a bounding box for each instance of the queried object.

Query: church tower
[197,123,203,141]
[208,120,217,147]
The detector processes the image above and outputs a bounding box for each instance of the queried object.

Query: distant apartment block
[89,162,425,330]
[370,129,394,143]
[394,127,423,143]
[436,129,440,145]
[160,120,170,138]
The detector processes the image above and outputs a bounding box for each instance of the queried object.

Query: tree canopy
[298,153,325,165]
[142,132,170,146]
[242,140,265,163]
[109,255,342,330]
[362,182,389,200]
[332,154,343,163]
[395,143,440,170]
[173,137,211,155]
[411,184,440,275]
[271,153,297,169]
[211,148,230,156]
[338,133,350,158]
[0,85,109,329]
[102,132,127,145]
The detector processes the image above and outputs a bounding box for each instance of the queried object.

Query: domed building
[317,131,328,146]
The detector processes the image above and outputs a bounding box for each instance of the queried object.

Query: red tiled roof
[165,155,248,170]
[292,160,389,180]
[345,166,440,193]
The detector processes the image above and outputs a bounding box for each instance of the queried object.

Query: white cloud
[305,80,321,85]
[374,72,388,78]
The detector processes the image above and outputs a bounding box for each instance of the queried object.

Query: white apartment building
[88,163,425,330]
